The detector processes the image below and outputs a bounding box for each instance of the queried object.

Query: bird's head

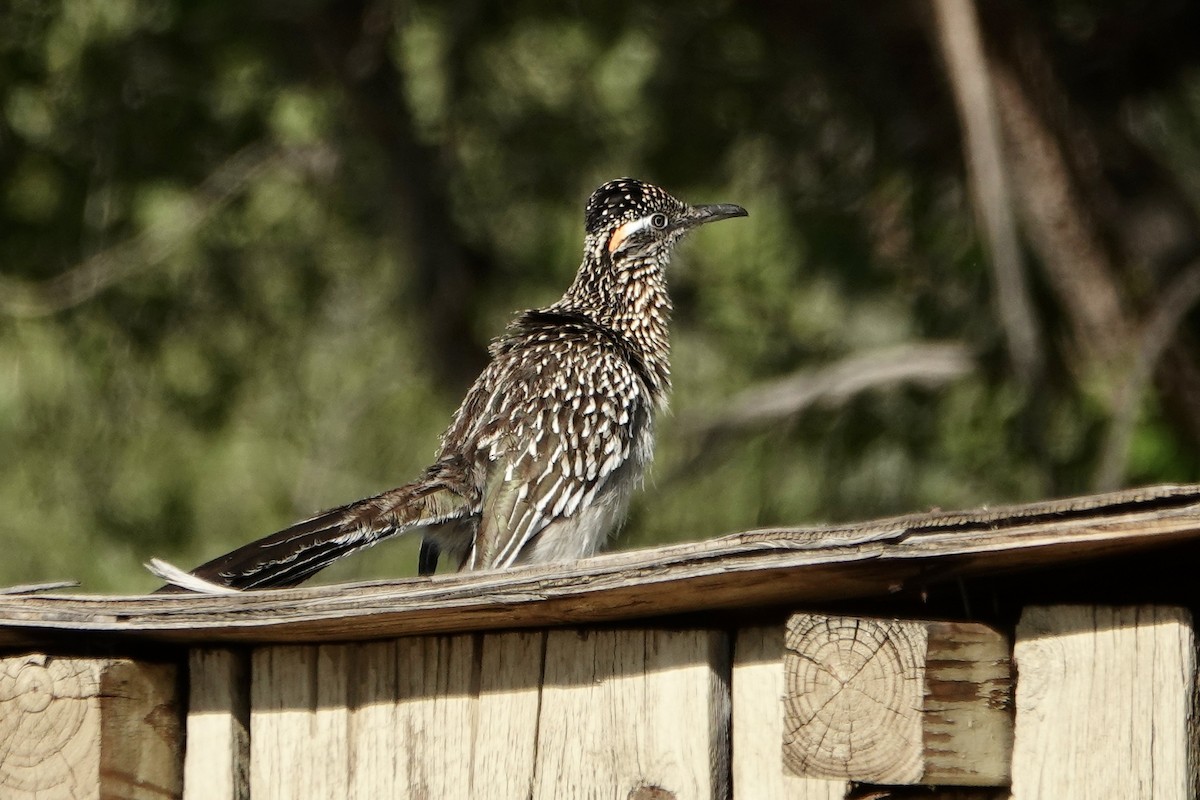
[583,178,747,263]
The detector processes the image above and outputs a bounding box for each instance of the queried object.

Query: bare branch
[1093,261,1200,490]
[0,143,335,318]
[989,60,1131,370]
[690,342,974,436]
[930,0,1042,385]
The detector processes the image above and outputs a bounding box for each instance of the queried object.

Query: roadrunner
[155,179,746,591]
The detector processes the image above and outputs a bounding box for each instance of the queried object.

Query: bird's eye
[649,213,668,229]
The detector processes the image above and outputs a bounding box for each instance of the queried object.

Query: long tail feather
[153,466,474,592]
[146,558,243,594]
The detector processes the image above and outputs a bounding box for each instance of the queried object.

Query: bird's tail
[153,461,475,592]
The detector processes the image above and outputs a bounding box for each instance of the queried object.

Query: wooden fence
[3,484,1200,798]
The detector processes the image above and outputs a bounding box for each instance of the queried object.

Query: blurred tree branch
[1094,261,1200,490]
[988,49,1132,373]
[292,0,494,387]
[689,342,974,436]
[0,144,332,318]
[930,0,1041,386]
[976,3,1200,456]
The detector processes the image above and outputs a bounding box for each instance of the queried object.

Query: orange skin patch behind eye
[607,218,648,253]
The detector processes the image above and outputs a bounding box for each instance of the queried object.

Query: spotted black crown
[584,178,683,235]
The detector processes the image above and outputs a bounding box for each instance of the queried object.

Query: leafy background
[3,1,1199,591]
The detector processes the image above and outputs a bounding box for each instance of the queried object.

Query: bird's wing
[466,344,649,570]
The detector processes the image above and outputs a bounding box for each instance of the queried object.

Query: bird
[153,178,746,591]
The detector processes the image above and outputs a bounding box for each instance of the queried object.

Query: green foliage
[1,0,1198,591]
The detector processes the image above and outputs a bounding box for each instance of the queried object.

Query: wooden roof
[2,483,1199,647]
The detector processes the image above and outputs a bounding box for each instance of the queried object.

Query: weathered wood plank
[312,646,353,798]
[471,632,544,797]
[732,626,849,800]
[534,628,729,800]
[250,636,488,799]
[848,790,1010,799]
[348,640,397,800]
[249,645,369,798]
[921,624,1013,784]
[250,646,323,800]
[184,649,249,800]
[2,485,1199,645]
[0,654,181,799]
[245,633,553,799]
[782,614,1011,786]
[1011,605,1198,800]
[99,659,183,798]
[390,634,478,797]
[250,631,719,798]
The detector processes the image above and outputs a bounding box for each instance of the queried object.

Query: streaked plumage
[157,179,746,591]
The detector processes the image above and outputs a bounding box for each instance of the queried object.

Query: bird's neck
[555,252,673,400]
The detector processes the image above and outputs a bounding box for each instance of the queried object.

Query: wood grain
[390,634,478,798]
[249,646,323,800]
[732,626,849,800]
[246,634,543,799]
[1011,605,1198,800]
[784,616,926,783]
[1,656,98,798]
[1,484,1199,646]
[782,615,1011,785]
[0,654,181,799]
[921,622,1013,785]
[184,649,249,800]
[533,628,729,800]
[471,632,544,798]
[243,629,725,799]
[348,640,397,800]
[99,659,183,798]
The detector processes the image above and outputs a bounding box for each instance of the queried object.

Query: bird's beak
[678,203,749,230]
